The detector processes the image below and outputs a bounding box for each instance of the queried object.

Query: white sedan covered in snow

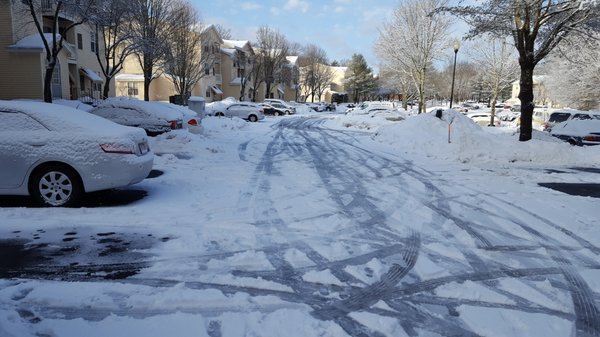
[0,101,154,207]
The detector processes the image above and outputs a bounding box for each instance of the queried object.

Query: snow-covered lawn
[1,109,599,337]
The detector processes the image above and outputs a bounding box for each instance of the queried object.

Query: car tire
[216,112,225,117]
[274,111,280,116]
[248,115,258,122]
[284,110,290,115]
[30,164,83,207]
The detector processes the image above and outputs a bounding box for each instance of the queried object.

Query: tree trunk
[265,82,272,99]
[518,65,535,141]
[103,77,112,99]
[490,94,497,126]
[43,63,54,103]
[418,82,425,114]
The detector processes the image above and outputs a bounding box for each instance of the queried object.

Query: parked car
[369,109,406,121]
[208,102,265,122]
[259,103,287,116]
[549,119,600,146]
[264,99,296,114]
[467,112,500,127]
[510,104,521,112]
[543,110,600,131]
[346,101,396,113]
[0,101,153,207]
[266,101,295,115]
[90,98,183,136]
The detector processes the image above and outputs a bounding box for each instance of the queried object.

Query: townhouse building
[0,1,111,101]
[220,39,253,101]
[115,25,223,103]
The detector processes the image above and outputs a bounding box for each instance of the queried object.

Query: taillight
[583,135,600,142]
[169,120,177,129]
[100,143,134,154]
[187,119,198,126]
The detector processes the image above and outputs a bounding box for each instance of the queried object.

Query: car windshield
[549,112,571,123]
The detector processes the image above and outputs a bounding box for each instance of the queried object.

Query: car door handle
[26,140,46,146]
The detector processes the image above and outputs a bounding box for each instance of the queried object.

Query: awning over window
[211,85,223,95]
[80,68,103,82]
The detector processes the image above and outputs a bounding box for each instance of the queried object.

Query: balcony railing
[41,0,53,12]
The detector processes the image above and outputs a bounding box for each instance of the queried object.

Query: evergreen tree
[345,54,375,103]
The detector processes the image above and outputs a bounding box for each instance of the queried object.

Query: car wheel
[285,110,290,115]
[30,164,82,207]
[274,111,280,116]
[248,115,258,122]
[568,138,578,146]
[216,112,225,117]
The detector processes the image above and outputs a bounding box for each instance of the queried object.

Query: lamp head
[453,40,460,53]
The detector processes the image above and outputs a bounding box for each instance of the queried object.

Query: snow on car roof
[98,98,182,120]
[551,119,600,136]
[0,100,141,135]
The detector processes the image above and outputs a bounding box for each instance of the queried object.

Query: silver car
[211,103,265,122]
[90,98,183,136]
[0,101,154,207]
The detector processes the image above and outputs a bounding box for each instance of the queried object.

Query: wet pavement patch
[0,228,167,281]
[0,189,147,208]
[539,183,600,198]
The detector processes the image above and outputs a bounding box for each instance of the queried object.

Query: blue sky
[190,0,400,70]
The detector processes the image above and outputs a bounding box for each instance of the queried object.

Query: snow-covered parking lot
[1,110,600,337]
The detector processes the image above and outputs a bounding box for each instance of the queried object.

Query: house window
[79,74,85,91]
[205,87,211,98]
[90,30,97,53]
[127,82,138,96]
[237,68,244,78]
[204,64,210,75]
[203,43,209,53]
[77,33,83,50]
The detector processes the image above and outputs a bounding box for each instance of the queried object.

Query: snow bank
[373,110,600,166]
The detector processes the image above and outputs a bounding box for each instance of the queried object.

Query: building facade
[0,1,112,101]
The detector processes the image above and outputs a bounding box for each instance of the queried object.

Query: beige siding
[0,2,114,101]
[0,2,44,100]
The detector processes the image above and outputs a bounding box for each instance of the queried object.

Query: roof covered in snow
[9,33,62,51]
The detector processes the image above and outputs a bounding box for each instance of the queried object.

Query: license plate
[138,141,149,154]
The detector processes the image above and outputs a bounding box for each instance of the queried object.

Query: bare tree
[231,47,252,101]
[543,32,600,110]
[214,24,232,40]
[129,0,174,101]
[441,0,600,141]
[254,26,289,99]
[19,0,97,102]
[376,0,451,113]
[248,56,263,102]
[163,0,203,103]
[298,44,334,102]
[92,0,135,99]
[379,63,417,110]
[470,36,519,124]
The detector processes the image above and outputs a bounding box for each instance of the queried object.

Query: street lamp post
[449,40,460,109]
